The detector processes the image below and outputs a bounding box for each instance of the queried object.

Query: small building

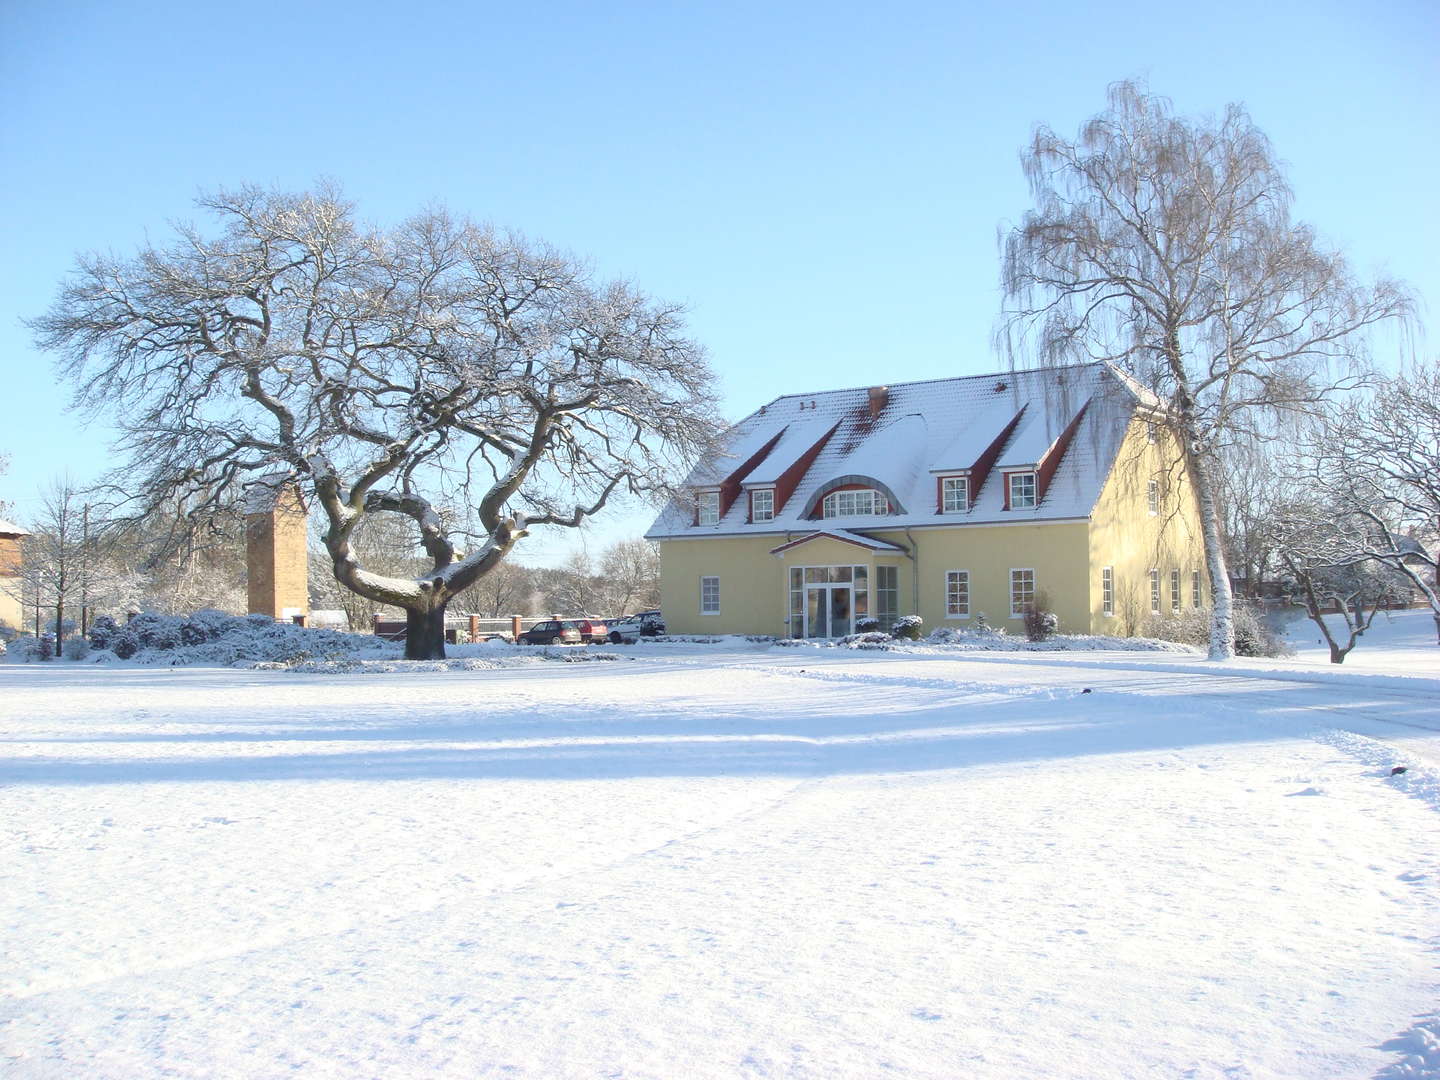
[0,518,27,633]
[647,363,1206,638]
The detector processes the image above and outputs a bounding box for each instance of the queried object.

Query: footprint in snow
[1286,787,1324,797]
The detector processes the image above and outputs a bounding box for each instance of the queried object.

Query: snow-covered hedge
[86,610,401,667]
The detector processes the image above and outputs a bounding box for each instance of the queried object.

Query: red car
[564,618,609,644]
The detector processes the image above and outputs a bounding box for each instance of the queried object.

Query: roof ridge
[761,360,1103,404]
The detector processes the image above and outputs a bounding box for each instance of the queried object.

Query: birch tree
[32,186,719,659]
[999,81,1410,658]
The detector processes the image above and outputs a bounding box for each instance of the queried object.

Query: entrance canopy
[768,529,907,557]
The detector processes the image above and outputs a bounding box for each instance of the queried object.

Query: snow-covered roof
[648,362,1141,540]
[0,518,28,537]
[768,529,909,555]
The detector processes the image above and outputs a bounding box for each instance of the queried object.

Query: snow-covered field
[2,611,1438,1078]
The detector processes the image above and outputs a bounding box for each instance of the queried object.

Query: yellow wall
[1088,420,1206,635]
[658,536,790,636]
[660,522,1092,636]
[893,522,1092,634]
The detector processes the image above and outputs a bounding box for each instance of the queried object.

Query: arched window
[821,488,890,518]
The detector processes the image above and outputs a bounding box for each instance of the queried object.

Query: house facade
[0,518,27,633]
[647,363,1206,638]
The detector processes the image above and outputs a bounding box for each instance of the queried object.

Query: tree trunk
[404,604,448,661]
[1185,443,1236,660]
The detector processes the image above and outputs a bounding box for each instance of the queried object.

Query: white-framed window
[1192,570,1202,609]
[1146,421,1158,444]
[821,488,890,518]
[1010,568,1035,617]
[750,488,774,522]
[875,565,899,631]
[1170,569,1181,613]
[697,489,720,526]
[1147,478,1159,515]
[700,575,720,614]
[945,570,970,617]
[1102,566,1114,617]
[1149,569,1161,615]
[941,475,969,513]
[1008,472,1037,510]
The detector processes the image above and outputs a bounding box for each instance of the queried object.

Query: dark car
[564,618,609,644]
[516,619,583,646]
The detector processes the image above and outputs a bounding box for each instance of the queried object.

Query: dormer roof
[648,362,1143,538]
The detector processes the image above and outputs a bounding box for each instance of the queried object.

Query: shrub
[128,612,183,650]
[854,616,881,633]
[61,635,90,661]
[110,630,140,659]
[892,614,923,640]
[1149,604,1292,657]
[1022,593,1058,642]
[89,614,119,648]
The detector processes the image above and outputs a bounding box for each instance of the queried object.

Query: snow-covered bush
[892,615,923,640]
[854,616,881,633]
[61,635,90,661]
[840,631,894,649]
[88,614,119,649]
[1149,605,1291,657]
[128,612,185,650]
[1023,608,1058,642]
[110,629,141,659]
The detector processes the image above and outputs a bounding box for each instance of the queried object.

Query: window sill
[944,614,971,620]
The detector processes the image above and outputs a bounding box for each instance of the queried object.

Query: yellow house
[0,517,27,633]
[648,363,1206,639]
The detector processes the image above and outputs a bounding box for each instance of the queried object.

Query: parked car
[516,619,582,646]
[564,618,609,644]
[607,610,665,644]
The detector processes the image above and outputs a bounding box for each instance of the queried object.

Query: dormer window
[1007,472,1037,510]
[696,489,721,526]
[750,488,775,523]
[822,488,890,518]
[940,475,969,513]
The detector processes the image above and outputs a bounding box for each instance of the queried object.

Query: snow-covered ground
[2,612,1437,1078]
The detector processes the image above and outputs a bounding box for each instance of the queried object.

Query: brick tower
[244,480,309,621]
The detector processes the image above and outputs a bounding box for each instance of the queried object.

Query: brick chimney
[244,479,309,621]
[867,385,889,420]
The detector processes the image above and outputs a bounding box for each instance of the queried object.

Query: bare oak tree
[999,81,1410,658]
[32,186,719,658]
[1269,500,1411,663]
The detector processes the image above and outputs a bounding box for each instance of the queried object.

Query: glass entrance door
[804,583,852,638]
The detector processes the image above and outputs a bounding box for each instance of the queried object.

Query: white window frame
[1170,569,1181,614]
[1147,478,1159,516]
[1009,568,1035,618]
[941,475,969,514]
[821,488,890,519]
[944,570,970,618]
[1149,569,1161,615]
[1008,472,1037,510]
[1102,566,1114,617]
[697,489,720,526]
[1192,570,1202,610]
[750,488,775,523]
[700,575,720,615]
[1146,421,1158,444]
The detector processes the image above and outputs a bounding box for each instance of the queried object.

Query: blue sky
[2,0,1436,562]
